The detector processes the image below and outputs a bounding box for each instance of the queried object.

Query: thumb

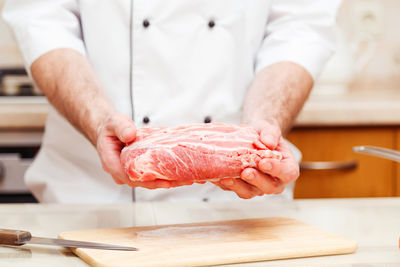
[113,116,137,143]
[260,125,281,149]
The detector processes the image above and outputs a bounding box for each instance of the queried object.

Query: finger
[130,178,194,189]
[274,183,286,194]
[220,178,234,186]
[111,115,137,143]
[259,126,281,149]
[241,167,283,194]
[220,178,262,199]
[275,137,297,160]
[253,138,267,150]
[212,181,231,191]
[131,179,172,189]
[258,158,299,184]
[169,180,195,187]
[214,180,263,197]
[219,178,261,194]
[256,138,298,181]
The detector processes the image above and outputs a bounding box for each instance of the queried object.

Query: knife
[0,229,138,251]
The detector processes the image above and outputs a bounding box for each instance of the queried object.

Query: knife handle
[0,229,32,245]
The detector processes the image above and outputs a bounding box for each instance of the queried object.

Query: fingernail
[263,162,273,171]
[272,176,280,184]
[121,128,133,140]
[263,134,277,148]
[254,139,267,149]
[246,173,255,180]
[223,179,234,186]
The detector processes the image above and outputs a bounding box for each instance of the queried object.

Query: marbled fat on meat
[121,123,282,183]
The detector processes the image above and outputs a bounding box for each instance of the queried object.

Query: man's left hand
[213,120,299,199]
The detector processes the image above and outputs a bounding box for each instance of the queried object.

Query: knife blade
[0,229,138,251]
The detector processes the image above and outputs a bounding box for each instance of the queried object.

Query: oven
[0,132,42,202]
[0,68,47,203]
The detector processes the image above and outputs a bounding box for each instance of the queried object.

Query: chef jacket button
[208,20,215,28]
[202,198,209,202]
[143,116,150,124]
[204,116,212,123]
[143,19,150,28]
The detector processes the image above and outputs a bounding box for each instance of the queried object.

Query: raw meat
[121,123,282,183]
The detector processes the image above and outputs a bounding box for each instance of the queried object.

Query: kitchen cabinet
[395,130,400,196]
[287,127,397,198]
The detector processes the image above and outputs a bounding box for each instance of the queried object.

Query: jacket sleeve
[2,0,86,69]
[255,0,342,81]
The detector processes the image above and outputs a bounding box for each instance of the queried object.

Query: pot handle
[300,160,358,170]
[353,146,400,162]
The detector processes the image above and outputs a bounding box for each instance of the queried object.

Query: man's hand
[96,113,136,186]
[96,113,195,189]
[213,120,299,199]
[30,49,191,190]
[212,62,312,199]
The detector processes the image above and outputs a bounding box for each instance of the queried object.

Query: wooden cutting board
[59,217,357,267]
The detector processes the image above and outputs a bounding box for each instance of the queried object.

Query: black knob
[143,116,150,124]
[208,20,215,28]
[204,116,212,123]
[143,19,150,28]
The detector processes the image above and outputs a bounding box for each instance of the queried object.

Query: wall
[343,0,400,91]
[0,0,399,91]
[0,0,24,68]
[312,0,400,93]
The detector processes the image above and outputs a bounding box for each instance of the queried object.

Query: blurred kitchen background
[0,0,399,202]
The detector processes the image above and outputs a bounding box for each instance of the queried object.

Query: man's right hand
[96,113,137,186]
[96,113,194,189]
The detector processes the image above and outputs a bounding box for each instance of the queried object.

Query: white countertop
[0,96,48,129]
[0,198,400,266]
[296,90,400,127]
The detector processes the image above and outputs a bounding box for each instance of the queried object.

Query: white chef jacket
[3,0,340,203]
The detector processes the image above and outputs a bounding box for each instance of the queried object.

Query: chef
[3,0,341,203]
